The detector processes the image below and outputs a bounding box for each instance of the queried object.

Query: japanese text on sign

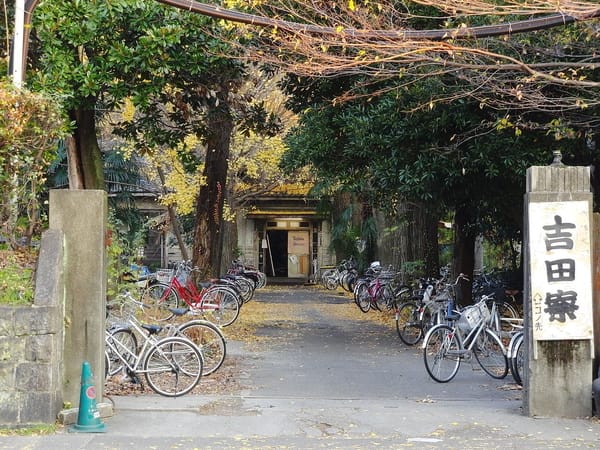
[528,201,593,340]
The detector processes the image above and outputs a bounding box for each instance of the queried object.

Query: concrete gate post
[49,190,107,406]
[523,160,594,418]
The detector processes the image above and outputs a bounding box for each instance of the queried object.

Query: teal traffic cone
[70,361,106,433]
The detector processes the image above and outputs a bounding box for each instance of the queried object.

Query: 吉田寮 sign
[528,201,593,340]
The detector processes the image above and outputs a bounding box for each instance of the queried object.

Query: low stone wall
[0,229,64,426]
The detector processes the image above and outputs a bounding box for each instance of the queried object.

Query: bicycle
[396,273,458,346]
[422,297,508,383]
[321,257,358,291]
[228,259,267,290]
[473,267,521,334]
[506,323,525,385]
[142,261,241,326]
[396,282,438,345]
[105,315,203,397]
[320,265,340,290]
[354,265,404,313]
[107,292,226,376]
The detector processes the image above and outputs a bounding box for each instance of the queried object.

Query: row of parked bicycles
[104,260,266,397]
[322,260,525,385]
[397,272,524,384]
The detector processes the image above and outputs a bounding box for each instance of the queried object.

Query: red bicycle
[141,262,241,327]
[354,266,405,313]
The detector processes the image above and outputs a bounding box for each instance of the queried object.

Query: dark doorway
[266,230,288,277]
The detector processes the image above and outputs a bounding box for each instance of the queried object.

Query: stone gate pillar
[49,190,107,406]
[523,158,594,417]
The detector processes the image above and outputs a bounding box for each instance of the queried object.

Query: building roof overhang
[246,209,326,219]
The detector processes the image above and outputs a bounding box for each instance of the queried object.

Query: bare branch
[152,0,600,122]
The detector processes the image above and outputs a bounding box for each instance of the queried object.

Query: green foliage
[482,239,521,272]
[31,0,245,155]
[0,81,67,247]
[0,252,35,305]
[330,206,359,257]
[106,211,148,300]
[283,75,563,247]
[401,260,425,279]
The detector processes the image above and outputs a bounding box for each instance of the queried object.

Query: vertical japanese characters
[542,215,579,323]
[529,201,593,341]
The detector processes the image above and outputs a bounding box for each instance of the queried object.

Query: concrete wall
[0,229,65,425]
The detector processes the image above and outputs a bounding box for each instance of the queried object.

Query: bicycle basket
[457,300,490,332]
[156,269,174,283]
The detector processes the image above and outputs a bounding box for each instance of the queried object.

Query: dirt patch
[197,397,260,416]
[105,354,247,396]
[0,249,38,269]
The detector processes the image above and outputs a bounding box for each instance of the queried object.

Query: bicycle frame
[160,266,230,314]
[105,317,162,375]
[454,316,488,356]
[423,304,505,358]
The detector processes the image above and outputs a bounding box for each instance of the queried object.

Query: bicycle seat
[169,307,189,316]
[141,324,163,335]
[447,311,461,321]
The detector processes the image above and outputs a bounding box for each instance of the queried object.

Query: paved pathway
[2,285,599,449]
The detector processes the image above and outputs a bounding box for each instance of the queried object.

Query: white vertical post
[12,0,25,88]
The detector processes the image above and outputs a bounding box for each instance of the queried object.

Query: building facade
[229,185,335,282]
[133,185,335,282]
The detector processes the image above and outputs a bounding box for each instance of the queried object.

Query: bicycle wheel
[497,301,520,333]
[474,328,509,379]
[423,324,461,383]
[200,287,241,327]
[355,283,371,313]
[510,333,525,385]
[140,283,179,322]
[104,350,110,377]
[321,269,336,289]
[374,284,390,311]
[234,277,255,303]
[396,302,423,345]
[105,327,138,376]
[326,276,338,290]
[143,336,203,397]
[177,320,227,376]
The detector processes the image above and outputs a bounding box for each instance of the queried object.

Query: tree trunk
[192,102,234,278]
[67,106,105,190]
[221,218,237,273]
[419,206,440,278]
[376,202,439,279]
[453,205,476,305]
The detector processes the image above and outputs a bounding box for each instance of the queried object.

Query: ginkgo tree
[227,66,306,208]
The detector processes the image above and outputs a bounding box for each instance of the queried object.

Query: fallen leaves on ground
[105,284,396,397]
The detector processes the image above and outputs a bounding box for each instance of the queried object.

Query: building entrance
[264,229,310,279]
